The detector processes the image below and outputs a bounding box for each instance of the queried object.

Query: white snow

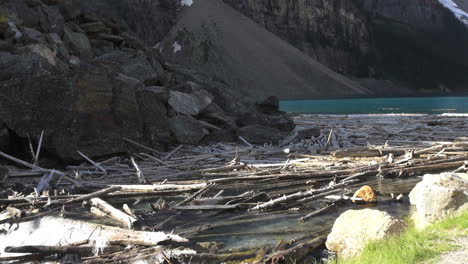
[181,0,193,7]
[438,0,468,25]
[173,41,182,53]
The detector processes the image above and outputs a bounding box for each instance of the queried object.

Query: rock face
[326,209,406,259]
[160,0,371,100]
[224,0,468,94]
[409,173,468,229]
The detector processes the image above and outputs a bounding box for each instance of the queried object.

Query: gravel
[437,236,468,264]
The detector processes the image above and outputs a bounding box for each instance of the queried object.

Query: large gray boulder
[168,90,214,116]
[326,209,406,259]
[136,86,171,148]
[409,173,468,229]
[169,115,209,145]
[64,27,92,59]
[96,50,158,85]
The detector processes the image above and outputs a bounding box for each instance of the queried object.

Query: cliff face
[223,0,371,76]
[224,0,468,92]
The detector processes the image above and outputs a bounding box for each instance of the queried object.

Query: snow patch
[173,41,182,53]
[181,0,193,7]
[438,0,468,25]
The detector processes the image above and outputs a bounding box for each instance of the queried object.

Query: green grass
[330,211,468,264]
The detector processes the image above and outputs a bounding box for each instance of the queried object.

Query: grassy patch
[330,211,468,264]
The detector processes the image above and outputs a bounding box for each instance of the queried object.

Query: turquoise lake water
[280,97,468,114]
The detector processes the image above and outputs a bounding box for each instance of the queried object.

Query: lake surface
[280,96,468,114]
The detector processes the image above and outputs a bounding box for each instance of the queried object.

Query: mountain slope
[224,0,468,93]
[159,0,371,100]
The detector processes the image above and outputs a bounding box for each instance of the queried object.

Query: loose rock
[326,209,406,259]
[409,172,468,229]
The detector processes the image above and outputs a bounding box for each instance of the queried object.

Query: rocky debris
[169,115,209,145]
[326,209,406,258]
[0,0,294,160]
[409,172,468,229]
[352,185,377,203]
[238,125,287,145]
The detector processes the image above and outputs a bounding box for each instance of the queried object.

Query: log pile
[0,114,467,263]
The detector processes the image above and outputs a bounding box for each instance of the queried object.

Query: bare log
[90,198,137,228]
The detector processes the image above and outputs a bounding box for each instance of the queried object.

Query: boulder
[79,22,108,34]
[111,74,144,136]
[326,209,406,259]
[169,115,208,145]
[136,86,171,148]
[63,27,92,58]
[20,26,45,43]
[168,90,214,116]
[6,22,23,41]
[199,103,237,129]
[237,125,287,145]
[39,5,64,34]
[22,44,59,66]
[96,50,158,85]
[46,32,69,59]
[409,173,468,229]
[352,185,377,203]
[256,96,280,114]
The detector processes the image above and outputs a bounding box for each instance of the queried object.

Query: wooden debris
[1,114,467,263]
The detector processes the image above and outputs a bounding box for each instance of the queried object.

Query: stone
[111,74,144,134]
[237,125,287,145]
[6,22,23,40]
[96,51,158,84]
[297,127,321,139]
[256,96,279,114]
[169,115,208,145]
[46,32,69,59]
[353,185,377,203]
[199,103,237,129]
[40,5,64,34]
[23,44,58,66]
[63,28,92,58]
[409,173,468,229]
[20,26,45,43]
[136,86,171,147]
[168,90,214,116]
[68,55,80,67]
[79,22,108,34]
[326,209,406,259]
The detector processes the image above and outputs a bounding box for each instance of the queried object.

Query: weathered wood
[90,198,138,228]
